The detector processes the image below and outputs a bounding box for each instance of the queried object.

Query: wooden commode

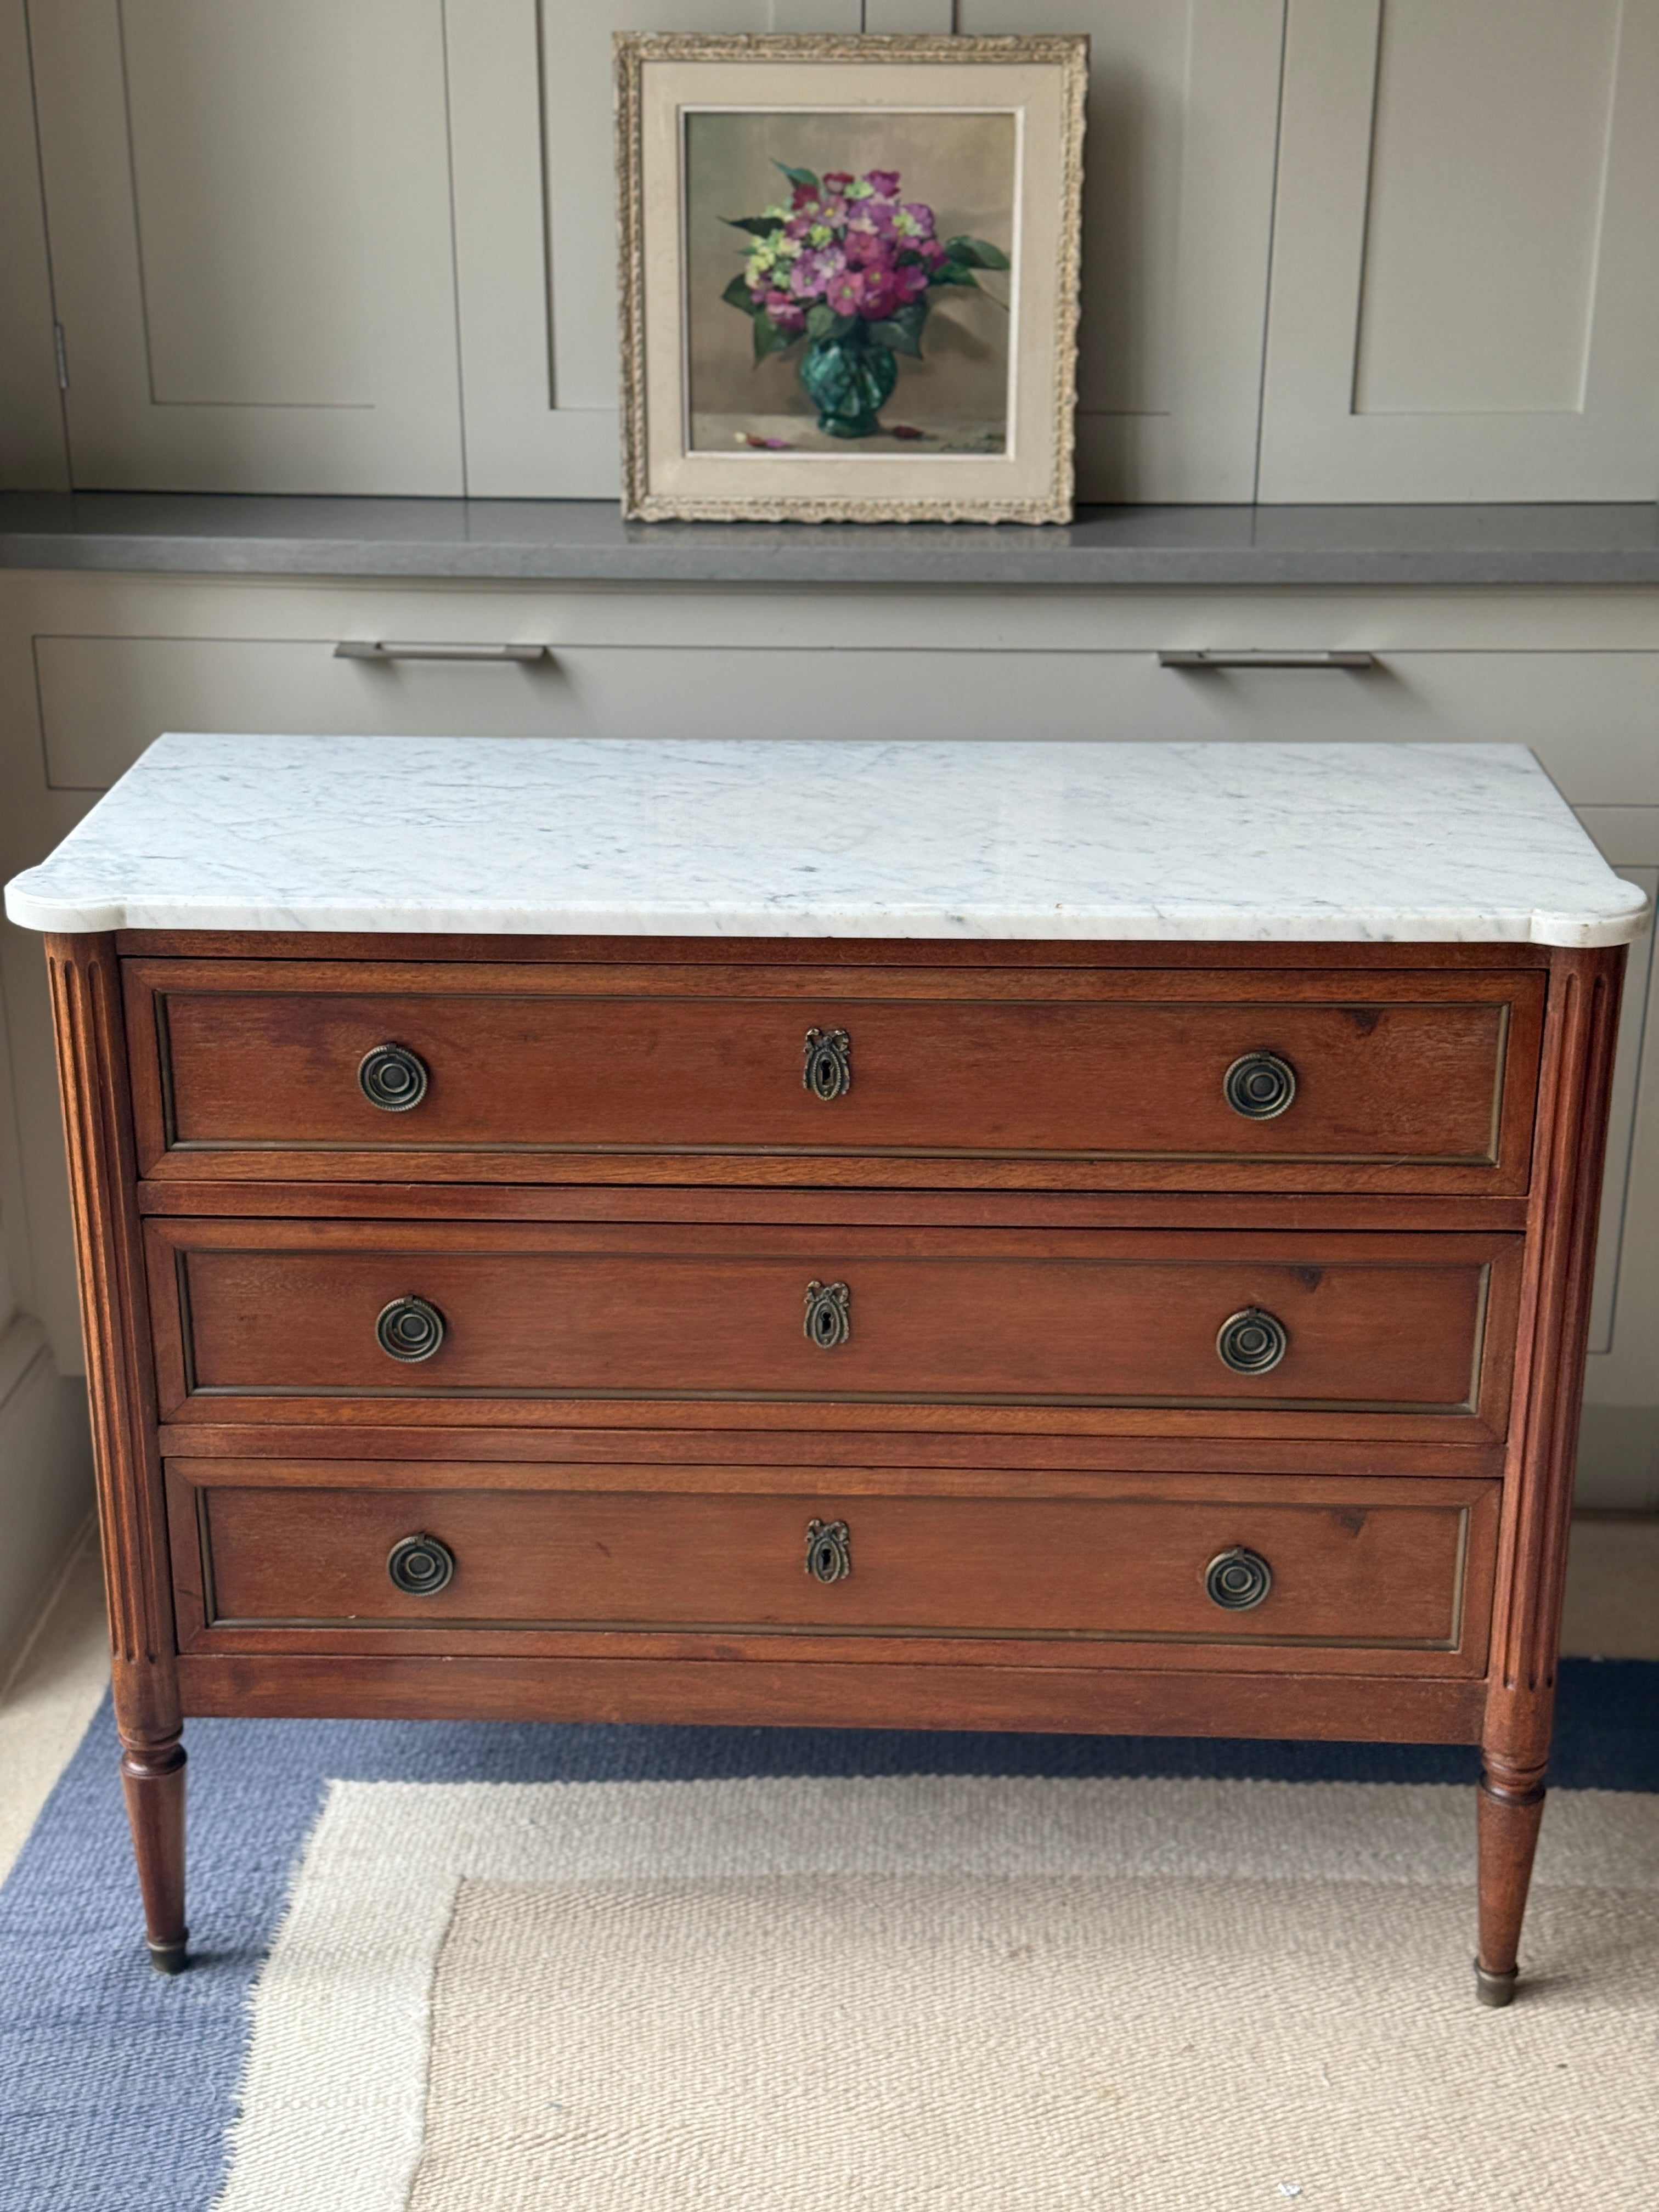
[5,734,1644,2005]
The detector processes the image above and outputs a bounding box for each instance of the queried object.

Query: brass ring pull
[376,1294,445,1363]
[1223,1051,1296,1120]
[1216,1307,1288,1375]
[803,1028,852,1101]
[359,1042,429,1112]
[804,1279,851,1348]
[387,1532,455,1595]
[805,1519,851,1583]
[1205,1547,1272,1611]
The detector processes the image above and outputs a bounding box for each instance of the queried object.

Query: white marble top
[4,733,1645,946]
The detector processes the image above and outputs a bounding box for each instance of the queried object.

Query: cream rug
[215,1778,1659,2212]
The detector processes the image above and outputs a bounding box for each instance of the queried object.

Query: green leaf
[864,299,929,358]
[752,311,798,363]
[772,161,820,191]
[804,302,836,340]
[931,261,981,289]
[943,235,1010,270]
[830,311,857,339]
[722,272,757,311]
[721,215,781,236]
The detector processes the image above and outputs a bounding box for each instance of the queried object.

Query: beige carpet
[0,1523,106,1888]
[410,1871,1655,2211]
[212,1776,1659,2212]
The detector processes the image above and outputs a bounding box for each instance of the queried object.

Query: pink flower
[890,260,928,303]
[901,202,936,236]
[822,170,856,190]
[856,270,896,318]
[865,169,901,196]
[917,236,946,269]
[791,183,819,210]
[825,267,865,317]
[789,244,845,298]
[844,229,893,271]
[763,289,805,331]
[847,209,898,247]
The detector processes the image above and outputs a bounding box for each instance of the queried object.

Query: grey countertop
[2,493,1658,587]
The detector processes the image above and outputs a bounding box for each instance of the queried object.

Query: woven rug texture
[215,1773,1659,2212]
[1,1668,1656,2212]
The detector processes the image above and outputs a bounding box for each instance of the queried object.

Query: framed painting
[616,32,1087,524]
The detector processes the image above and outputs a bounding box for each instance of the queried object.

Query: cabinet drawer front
[149,1221,1518,1428]
[176,1469,1493,1656]
[126,960,1543,1194]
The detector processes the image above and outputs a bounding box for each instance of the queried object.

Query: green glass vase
[798,329,898,439]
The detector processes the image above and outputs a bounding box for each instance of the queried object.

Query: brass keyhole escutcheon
[1205,1547,1272,1611]
[1215,1307,1288,1376]
[376,1294,446,1363]
[1223,1051,1296,1121]
[803,1027,852,1101]
[803,1279,851,1348]
[359,1041,429,1112]
[805,1519,851,1583]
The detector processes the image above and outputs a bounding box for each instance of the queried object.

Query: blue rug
[2,1660,1656,2212]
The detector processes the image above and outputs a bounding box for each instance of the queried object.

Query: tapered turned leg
[1475,1756,1546,2007]
[120,1730,188,1972]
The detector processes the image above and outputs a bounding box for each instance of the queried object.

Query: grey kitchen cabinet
[447,0,1286,501]
[1259,0,1659,502]
[445,0,775,502]
[958,0,1283,503]
[19,0,1289,501]
[27,0,466,494]
[20,2,1659,501]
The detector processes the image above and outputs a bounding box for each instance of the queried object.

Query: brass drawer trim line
[196,1615,1466,1652]
[178,1385,1488,1414]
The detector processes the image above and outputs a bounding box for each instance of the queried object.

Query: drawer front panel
[149,1220,1518,1427]
[126,960,1544,1193]
[175,1468,1493,1659]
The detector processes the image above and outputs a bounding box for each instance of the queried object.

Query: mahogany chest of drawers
[7,734,1644,2006]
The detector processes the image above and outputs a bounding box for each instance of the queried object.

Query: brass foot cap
[148,1934,189,1976]
[1474,1959,1517,2007]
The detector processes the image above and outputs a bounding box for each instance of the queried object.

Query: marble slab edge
[5,893,1641,949]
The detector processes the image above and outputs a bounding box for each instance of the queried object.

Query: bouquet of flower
[722,163,1009,438]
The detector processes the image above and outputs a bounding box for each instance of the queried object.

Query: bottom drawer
[170,1464,1497,1667]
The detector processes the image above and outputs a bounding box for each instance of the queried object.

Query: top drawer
[123,957,1544,1194]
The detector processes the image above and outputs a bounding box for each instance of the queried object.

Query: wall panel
[1259,0,1659,500]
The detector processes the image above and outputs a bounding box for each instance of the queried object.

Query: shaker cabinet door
[1258,0,1659,501]
[958,0,1285,503]
[445,0,774,502]
[27,0,465,494]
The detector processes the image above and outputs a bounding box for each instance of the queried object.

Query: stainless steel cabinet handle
[334,640,551,663]
[1157,650,1376,670]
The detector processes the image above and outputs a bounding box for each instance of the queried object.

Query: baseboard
[1577,1403,1659,1513]
[0,1318,94,1675]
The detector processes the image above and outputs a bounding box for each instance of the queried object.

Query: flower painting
[720,162,1010,443]
[682,110,1018,458]
[617,32,1085,522]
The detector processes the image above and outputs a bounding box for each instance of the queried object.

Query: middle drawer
[147,1220,1520,1438]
